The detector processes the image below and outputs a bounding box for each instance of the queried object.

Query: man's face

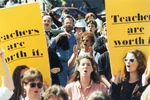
[43,15,53,31]
[87,23,97,34]
[63,17,73,33]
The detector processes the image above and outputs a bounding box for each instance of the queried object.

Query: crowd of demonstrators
[110,50,150,100]
[0,48,14,100]
[65,56,107,100]
[1,1,150,100]
[10,65,29,100]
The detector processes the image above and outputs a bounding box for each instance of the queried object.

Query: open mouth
[84,69,87,73]
[127,65,130,68]
[34,91,38,93]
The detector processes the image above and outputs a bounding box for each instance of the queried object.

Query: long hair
[69,55,100,84]
[10,65,29,100]
[123,50,146,81]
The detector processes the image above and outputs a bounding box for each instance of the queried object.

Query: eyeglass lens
[124,58,135,62]
[30,83,43,88]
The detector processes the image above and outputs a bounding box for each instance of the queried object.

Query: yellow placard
[0,3,51,85]
[105,0,150,75]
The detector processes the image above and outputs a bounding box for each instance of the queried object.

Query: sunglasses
[82,39,89,42]
[124,58,136,63]
[29,82,43,88]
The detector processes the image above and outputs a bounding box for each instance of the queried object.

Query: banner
[105,0,150,75]
[0,3,51,85]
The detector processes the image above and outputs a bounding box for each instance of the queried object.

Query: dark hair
[69,56,100,84]
[87,20,97,28]
[10,65,29,100]
[123,50,146,81]
[44,85,68,100]
[62,15,74,24]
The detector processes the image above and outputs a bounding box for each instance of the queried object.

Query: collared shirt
[0,86,13,100]
[65,80,107,100]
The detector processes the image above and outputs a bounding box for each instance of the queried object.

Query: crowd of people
[0,1,150,100]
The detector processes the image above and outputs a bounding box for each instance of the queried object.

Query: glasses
[82,39,89,42]
[29,82,43,88]
[124,58,136,63]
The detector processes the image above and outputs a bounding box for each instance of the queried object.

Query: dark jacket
[109,80,148,100]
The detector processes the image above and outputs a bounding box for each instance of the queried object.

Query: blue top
[50,33,77,63]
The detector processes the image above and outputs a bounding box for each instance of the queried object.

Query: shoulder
[93,82,108,92]
[66,82,77,88]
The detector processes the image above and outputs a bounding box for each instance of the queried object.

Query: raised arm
[0,48,14,99]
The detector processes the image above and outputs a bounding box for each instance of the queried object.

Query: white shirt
[0,85,13,100]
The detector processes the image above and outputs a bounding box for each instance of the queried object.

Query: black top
[93,36,107,54]
[48,47,63,85]
[98,51,112,81]
[109,80,148,100]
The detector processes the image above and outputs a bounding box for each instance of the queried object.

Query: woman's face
[77,58,93,77]
[124,52,138,73]
[82,37,92,50]
[24,80,43,98]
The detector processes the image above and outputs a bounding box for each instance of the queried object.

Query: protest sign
[105,0,150,75]
[0,3,51,85]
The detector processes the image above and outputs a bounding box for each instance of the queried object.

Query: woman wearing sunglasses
[21,68,44,100]
[68,31,101,68]
[109,50,150,100]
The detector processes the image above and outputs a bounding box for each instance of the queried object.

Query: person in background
[110,50,150,100]
[85,13,95,24]
[79,1,88,13]
[87,20,100,40]
[44,85,68,100]
[50,15,77,86]
[22,68,44,100]
[65,56,107,100]
[42,11,48,18]
[141,85,150,100]
[0,48,14,100]
[93,22,107,54]
[88,91,111,100]
[10,65,29,100]
[43,15,55,47]
[98,41,112,89]
[74,20,86,50]
[58,8,70,23]
[68,31,101,69]
[48,47,63,85]
[5,0,14,7]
